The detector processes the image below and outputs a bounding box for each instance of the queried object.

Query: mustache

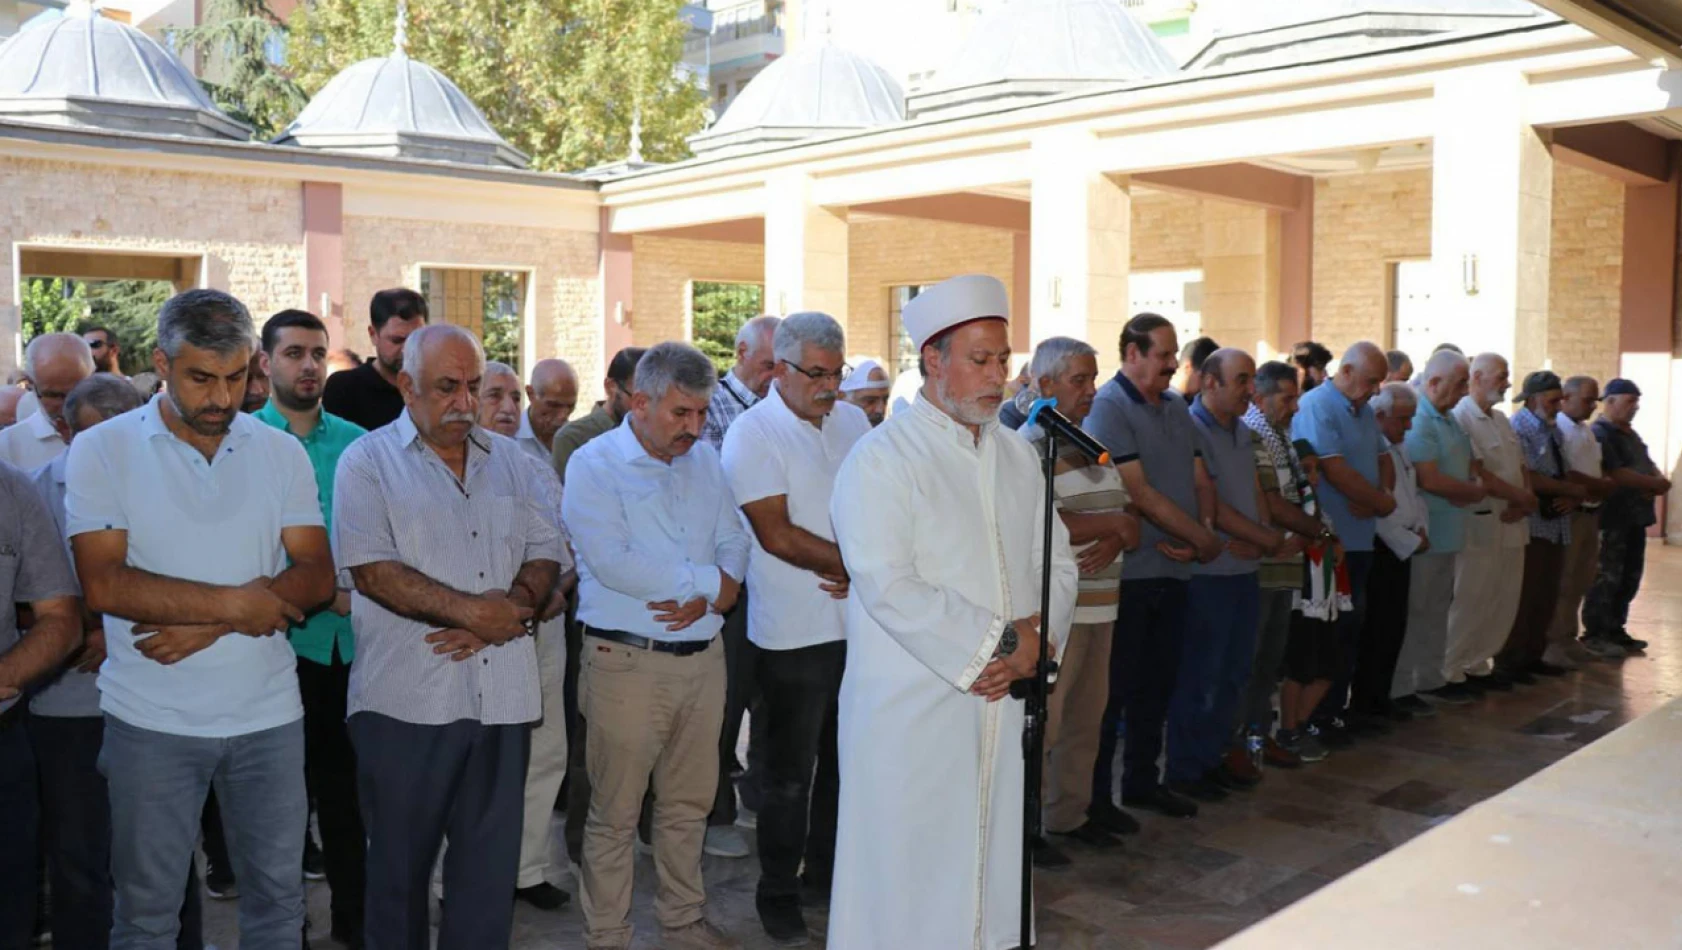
[813,390,837,402]
[442,411,476,425]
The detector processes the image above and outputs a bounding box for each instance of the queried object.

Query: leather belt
[583,625,713,657]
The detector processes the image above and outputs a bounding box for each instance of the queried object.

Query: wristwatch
[998,626,1019,657]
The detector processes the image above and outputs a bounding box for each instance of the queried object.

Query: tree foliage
[175,0,308,141]
[20,278,171,376]
[691,281,762,373]
[286,0,708,172]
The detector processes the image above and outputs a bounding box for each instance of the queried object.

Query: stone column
[1029,128,1131,376]
[763,170,849,322]
[1200,202,1281,360]
[302,182,345,347]
[1430,67,1553,369]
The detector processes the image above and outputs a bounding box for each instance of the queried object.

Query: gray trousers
[1237,588,1296,734]
[350,712,530,950]
[1392,552,1457,698]
[101,714,306,950]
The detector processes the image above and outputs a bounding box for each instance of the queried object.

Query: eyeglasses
[87,340,107,350]
[781,359,851,383]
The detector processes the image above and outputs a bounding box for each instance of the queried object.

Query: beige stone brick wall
[0,155,306,371]
[342,215,602,391]
[1311,169,1434,352]
[846,217,1016,374]
[630,235,765,349]
[1546,162,1624,383]
[1131,189,1204,272]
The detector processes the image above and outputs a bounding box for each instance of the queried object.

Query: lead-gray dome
[275,33,527,168]
[689,44,904,155]
[0,1,249,139]
[910,0,1179,118]
[1186,0,1550,71]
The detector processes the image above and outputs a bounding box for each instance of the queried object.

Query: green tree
[21,278,89,342]
[86,281,172,375]
[175,0,308,140]
[287,0,708,172]
[482,272,524,376]
[691,281,762,373]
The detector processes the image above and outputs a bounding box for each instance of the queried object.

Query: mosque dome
[275,15,527,168]
[689,43,905,155]
[0,0,249,139]
[909,0,1179,118]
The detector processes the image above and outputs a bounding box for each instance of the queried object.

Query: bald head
[1420,349,1470,413]
[1468,352,1510,410]
[24,333,97,429]
[1334,341,1388,408]
[525,358,579,449]
[1199,347,1258,420]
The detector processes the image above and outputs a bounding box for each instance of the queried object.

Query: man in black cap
[1496,371,1586,679]
[1583,379,1670,656]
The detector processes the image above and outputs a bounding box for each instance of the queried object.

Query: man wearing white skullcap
[826,275,1079,950]
[838,358,890,426]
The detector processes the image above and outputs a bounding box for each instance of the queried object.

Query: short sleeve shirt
[722,386,871,650]
[1404,396,1475,554]
[1594,419,1660,531]
[0,461,79,716]
[64,398,321,737]
[1510,407,1571,545]
[1083,372,1202,581]
[27,455,100,717]
[1290,383,1386,552]
[1190,397,1263,577]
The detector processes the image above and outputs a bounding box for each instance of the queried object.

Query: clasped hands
[970,615,1056,703]
[427,590,537,662]
[135,577,304,665]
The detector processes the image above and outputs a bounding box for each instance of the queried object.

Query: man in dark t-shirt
[1583,378,1670,655]
[321,288,429,431]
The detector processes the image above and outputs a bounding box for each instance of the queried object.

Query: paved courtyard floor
[204,543,1682,949]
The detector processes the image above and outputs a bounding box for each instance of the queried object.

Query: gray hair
[635,341,718,403]
[1563,375,1598,396]
[773,312,845,364]
[1471,352,1508,377]
[1012,337,1097,414]
[1386,349,1412,374]
[1371,381,1417,416]
[157,290,256,360]
[735,314,782,351]
[24,332,96,376]
[402,324,485,382]
[64,373,143,432]
[484,360,519,383]
[1422,348,1469,384]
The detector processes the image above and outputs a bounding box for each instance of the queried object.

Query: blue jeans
[100,715,306,950]
[1167,573,1261,784]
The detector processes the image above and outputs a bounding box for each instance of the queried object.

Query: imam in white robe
[826,393,1078,950]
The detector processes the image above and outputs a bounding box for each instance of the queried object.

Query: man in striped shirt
[1014,337,1140,866]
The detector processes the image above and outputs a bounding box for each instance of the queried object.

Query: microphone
[1025,397,1111,465]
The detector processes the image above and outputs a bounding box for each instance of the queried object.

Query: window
[691,281,764,373]
[1129,269,1204,348]
[419,268,529,377]
[1390,259,1437,364]
[888,284,933,376]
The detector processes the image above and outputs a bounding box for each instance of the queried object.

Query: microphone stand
[1011,421,1060,950]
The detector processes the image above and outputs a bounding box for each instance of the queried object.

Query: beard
[379,351,403,376]
[169,391,234,436]
[273,383,322,413]
[936,378,1001,427]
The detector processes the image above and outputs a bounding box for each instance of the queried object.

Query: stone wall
[1546,162,1624,383]
[846,217,1016,373]
[0,155,305,371]
[1311,169,1434,351]
[629,235,764,349]
[1131,189,1204,272]
[342,215,601,388]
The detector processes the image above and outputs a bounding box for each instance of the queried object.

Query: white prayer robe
[826,394,1078,950]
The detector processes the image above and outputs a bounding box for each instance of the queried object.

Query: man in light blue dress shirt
[564,341,750,950]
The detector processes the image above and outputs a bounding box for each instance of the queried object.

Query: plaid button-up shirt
[1510,406,1571,546]
[701,370,758,451]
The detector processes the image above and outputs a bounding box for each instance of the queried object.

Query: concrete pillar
[599,207,634,392]
[1279,189,1314,355]
[1430,67,1554,369]
[1200,202,1281,361]
[1616,168,1680,538]
[763,170,849,321]
[1011,230,1032,360]
[1029,128,1131,377]
[301,182,344,346]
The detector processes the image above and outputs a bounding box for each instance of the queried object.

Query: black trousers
[298,653,365,934]
[1,716,38,950]
[755,641,844,899]
[13,714,202,950]
[1094,578,1189,803]
[1313,550,1373,723]
[711,589,764,825]
[1584,525,1648,638]
[564,608,589,865]
[1351,541,1412,713]
[349,713,530,950]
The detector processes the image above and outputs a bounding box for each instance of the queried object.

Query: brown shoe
[663,919,741,950]
[1222,741,1263,785]
[1262,734,1303,769]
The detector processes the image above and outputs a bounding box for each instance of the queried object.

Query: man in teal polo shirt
[255,309,368,947]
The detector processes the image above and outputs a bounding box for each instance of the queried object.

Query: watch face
[1000,628,1019,655]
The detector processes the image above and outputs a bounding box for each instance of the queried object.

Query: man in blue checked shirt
[564,341,750,950]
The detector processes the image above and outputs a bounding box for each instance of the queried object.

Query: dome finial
[65,0,96,19]
[392,0,409,58]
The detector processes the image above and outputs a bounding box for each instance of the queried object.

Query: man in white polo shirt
[720,313,870,945]
[65,289,335,949]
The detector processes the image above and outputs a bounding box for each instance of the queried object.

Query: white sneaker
[735,805,759,830]
[703,824,750,858]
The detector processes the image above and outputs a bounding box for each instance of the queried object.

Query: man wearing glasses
[720,314,869,944]
[82,327,125,376]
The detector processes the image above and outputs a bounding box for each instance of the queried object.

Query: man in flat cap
[825,275,1078,950]
[838,358,890,427]
[1583,378,1670,656]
